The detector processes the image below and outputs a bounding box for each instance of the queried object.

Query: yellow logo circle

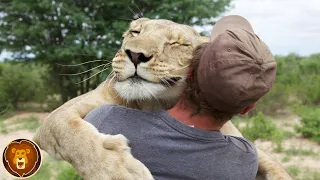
[2,138,42,178]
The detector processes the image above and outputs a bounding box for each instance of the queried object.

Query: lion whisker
[58,64,108,76]
[107,74,117,90]
[75,67,109,85]
[133,3,144,18]
[169,65,189,72]
[160,79,172,88]
[105,70,115,81]
[56,60,111,67]
[127,4,141,20]
[166,78,181,86]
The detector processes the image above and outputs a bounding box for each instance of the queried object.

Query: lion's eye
[170,41,179,45]
[130,30,140,37]
[170,41,191,46]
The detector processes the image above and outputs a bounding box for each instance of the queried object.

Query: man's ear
[186,67,193,81]
[11,148,16,153]
[240,104,256,115]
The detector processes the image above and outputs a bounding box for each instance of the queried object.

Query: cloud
[222,0,320,55]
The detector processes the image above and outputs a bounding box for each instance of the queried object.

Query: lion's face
[112,18,208,102]
[12,148,30,169]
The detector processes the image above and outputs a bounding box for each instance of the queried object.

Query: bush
[252,53,320,115]
[56,166,82,180]
[241,112,284,150]
[295,106,320,143]
[0,62,49,109]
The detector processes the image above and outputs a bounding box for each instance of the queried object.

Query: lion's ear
[196,36,210,46]
[11,148,16,153]
[26,149,30,154]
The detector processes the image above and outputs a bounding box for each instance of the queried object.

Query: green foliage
[43,94,63,111]
[242,112,280,140]
[0,0,232,102]
[295,106,320,143]
[29,155,80,180]
[29,159,52,180]
[287,166,320,180]
[241,112,284,150]
[287,165,300,177]
[0,121,8,134]
[0,115,40,133]
[281,156,290,163]
[56,166,82,180]
[0,62,48,109]
[252,53,320,115]
[282,148,316,156]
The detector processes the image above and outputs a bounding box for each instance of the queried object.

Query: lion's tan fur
[33,18,291,180]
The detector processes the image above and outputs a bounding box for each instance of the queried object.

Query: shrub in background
[295,106,320,143]
[241,112,284,150]
[252,53,320,115]
[0,63,49,109]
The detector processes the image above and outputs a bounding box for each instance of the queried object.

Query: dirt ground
[0,113,49,180]
[1,112,319,179]
[254,114,320,179]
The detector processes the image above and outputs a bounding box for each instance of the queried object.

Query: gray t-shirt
[84,104,258,180]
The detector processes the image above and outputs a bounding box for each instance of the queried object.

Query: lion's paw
[101,134,130,151]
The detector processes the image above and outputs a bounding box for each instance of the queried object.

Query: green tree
[0,63,46,109]
[0,0,232,102]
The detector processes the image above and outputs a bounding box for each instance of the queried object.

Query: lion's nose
[125,50,152,68]
[19,158,22,160]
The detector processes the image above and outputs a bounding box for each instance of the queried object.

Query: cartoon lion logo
[12,147,30,169]
[2,139,41,178]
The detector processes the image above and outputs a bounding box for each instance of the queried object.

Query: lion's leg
[256,149,292,180]
[33,82,153,179]
[220,121,292,180]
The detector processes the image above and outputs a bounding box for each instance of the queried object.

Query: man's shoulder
[220,136,258,178]
[87,104,137,116]
[226,136,257,154]
[84,104,126,128]
[92,104,124,112]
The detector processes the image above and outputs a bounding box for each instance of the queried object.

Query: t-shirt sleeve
[84,104,114,130]
[229,136,257,153]
[228,136,259,179]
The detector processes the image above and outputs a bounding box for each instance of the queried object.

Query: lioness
[34,18,291,179]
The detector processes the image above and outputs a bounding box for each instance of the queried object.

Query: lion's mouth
[16,158,25,169]
[18,162,24,167]
[123,75,181,86]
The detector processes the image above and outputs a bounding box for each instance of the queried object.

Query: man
[85,15,276,180]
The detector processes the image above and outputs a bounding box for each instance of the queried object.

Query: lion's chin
[113,78,185,102]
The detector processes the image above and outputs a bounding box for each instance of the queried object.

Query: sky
[1,0,320,60]
[222,0,320,56]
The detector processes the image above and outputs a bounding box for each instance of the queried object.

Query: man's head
[186,15,276,122]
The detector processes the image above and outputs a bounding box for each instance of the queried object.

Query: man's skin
[167,98,256,131]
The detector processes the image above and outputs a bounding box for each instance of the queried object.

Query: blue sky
[1,0,319,60]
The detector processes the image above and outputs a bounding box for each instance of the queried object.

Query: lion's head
[12,148,30,168]
[111,18,208,105]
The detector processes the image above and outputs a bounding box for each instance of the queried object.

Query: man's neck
[166,100,223,131]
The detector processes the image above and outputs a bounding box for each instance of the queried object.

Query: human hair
[184,43,236,122]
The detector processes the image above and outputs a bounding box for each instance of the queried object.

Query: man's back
[85,104,258,180]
